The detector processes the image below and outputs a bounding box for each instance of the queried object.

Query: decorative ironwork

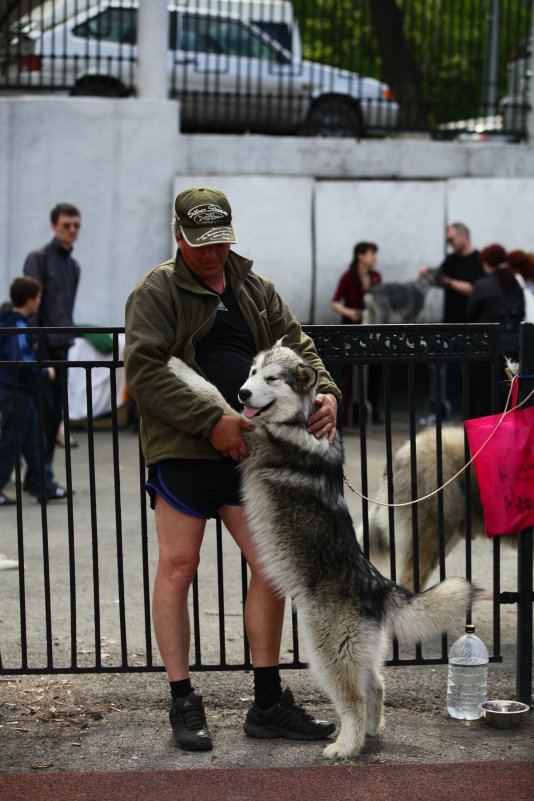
[303,324,500,363]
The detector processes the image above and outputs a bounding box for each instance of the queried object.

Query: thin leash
[343,374,534,508]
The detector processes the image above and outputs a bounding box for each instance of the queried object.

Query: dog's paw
[323,739,362,760]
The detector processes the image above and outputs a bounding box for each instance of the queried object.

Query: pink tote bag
[465,378,534,536]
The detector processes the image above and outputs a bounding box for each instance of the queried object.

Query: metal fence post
[517,321,534,705]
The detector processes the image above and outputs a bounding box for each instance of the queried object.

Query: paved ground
[0,425,532,800]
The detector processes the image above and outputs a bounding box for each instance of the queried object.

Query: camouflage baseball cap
[175,187,236,247]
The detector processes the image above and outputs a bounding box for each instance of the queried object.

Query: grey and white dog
[362,269,440,324]
[168,340,478,760]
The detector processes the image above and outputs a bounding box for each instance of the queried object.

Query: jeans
[0,387,54,493]
[43,346,69,462]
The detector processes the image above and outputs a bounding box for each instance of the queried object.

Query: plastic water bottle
[446,624,488,720]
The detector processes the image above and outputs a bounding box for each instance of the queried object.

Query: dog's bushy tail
[384,578,478,643]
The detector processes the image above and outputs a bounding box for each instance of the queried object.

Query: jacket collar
[51,237,74,257]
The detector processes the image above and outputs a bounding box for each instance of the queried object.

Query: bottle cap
[465,624,475,634]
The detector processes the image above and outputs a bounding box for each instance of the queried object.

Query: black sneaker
[169,691,213,751]
[244,688,335,741]
[46,485,69,501]
[35,485,69,503]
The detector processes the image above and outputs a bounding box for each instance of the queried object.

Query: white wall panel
[448,178,534,253]
[0,98,180,326]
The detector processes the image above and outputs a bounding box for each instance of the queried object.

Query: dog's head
[238,338,318,424]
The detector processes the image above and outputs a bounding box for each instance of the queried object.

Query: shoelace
[278,698,314,722]
[178,704,207,729]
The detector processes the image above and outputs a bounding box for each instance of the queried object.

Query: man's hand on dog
[308,393,338,443]
[209,415,254,461]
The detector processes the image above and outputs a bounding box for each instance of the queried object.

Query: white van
[0,1,399,137]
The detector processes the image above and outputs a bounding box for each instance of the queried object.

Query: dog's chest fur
[239,424,351,598]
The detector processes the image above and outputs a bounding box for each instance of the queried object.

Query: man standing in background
[23,202,81,462]
[420,222,484,420]
[434,223,483,322]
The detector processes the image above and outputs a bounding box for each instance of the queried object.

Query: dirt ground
[1,656,533,774]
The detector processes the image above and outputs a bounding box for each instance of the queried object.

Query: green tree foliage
[292,0,532,127]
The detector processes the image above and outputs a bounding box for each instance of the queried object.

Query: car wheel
[70,77,129,98]
[304,96,364,138]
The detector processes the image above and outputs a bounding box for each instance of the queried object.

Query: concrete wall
[2,96,534,326]
[0,97,182,327]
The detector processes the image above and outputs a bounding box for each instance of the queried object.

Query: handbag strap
[343,373,534,509]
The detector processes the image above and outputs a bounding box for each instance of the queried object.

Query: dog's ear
[296,364,318,390]
[276,336,290,349]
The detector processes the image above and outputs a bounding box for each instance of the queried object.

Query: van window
[181,14,281,60]
[72,8,137,46]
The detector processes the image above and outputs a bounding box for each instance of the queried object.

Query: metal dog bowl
[480,700,530,729]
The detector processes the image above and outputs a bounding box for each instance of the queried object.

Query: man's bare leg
[153,496,206,680]
[153,496,212,751]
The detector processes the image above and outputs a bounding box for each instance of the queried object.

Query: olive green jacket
[124,250,340,463]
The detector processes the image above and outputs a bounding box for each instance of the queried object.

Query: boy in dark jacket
[0,277,67,506]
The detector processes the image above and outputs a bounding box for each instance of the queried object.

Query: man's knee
[158,552,200,591]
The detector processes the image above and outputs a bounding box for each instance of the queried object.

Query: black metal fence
[0,324,532,704]
[0,0,531,138]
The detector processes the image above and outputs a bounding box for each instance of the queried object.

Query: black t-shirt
[194,283,257,410]
[440,250,484,322]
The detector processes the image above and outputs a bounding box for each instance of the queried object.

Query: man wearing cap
[125,187,340,752]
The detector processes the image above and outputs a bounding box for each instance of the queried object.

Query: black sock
[170,678,193,702]
[253,666,282,710]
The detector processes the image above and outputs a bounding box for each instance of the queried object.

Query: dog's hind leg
[317,625,382,760]
[365,668,385,736]
[400,517,460,591]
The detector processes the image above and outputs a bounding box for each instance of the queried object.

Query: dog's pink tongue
[242,406,261,419]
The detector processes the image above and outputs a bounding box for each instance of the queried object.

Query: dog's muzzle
[238,388,275,419]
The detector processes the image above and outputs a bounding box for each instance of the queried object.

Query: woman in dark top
[466,244,524,418]
[331,241,382,323]
[331,242,382,424]
[466,244,524,356]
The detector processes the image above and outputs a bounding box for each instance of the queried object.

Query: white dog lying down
[168,339,479,759]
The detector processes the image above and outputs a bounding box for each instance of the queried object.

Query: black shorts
[146,458,242,519]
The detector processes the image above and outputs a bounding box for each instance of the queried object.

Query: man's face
[52,214,81,250]
[177,236,230,282]
[446,227,467,254]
